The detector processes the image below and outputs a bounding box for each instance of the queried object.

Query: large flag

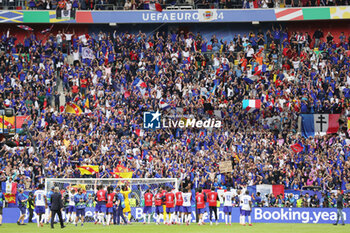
[214,110,225,119]
[144,3,162,12]
[198,9,218,22]
[65,103,83,115]
[111,165,133,178]
[72,184,87,191]
[104,48,109,65]
[301,114,340,138]
[256,184,284,198]
[253,64,267,76]
[82,47,94,59]
[0,116,15,132]
[134,128,144,137]
[79,34,89,45]
[347,117,350,134]
[4,193,16,204]
[1,180,17,194]
[17,25,33,31]
[77,165,99,175]
[159,99,170,109]
[136,79,147,89]
[242,99,261,112]
[13,115,31,133]
[290,143,303,153]
[243,75,259,84]
[41,25,54,34]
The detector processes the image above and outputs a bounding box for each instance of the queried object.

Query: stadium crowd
[0,24,350,209]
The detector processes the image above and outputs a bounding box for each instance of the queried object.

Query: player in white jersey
[66,188,76,223]
[241,190,252,226]
[34,184,47,227]
[222,187,234,225]
[237,189,244,225]
[182,188,192,225]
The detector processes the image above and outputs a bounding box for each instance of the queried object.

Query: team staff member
[115,187,128,225]
[50,187,65,229]
[75,188,87,227]
[17,188,27,225]
[333,189,345,225]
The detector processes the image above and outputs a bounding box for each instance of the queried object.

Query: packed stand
[0,25,350,206]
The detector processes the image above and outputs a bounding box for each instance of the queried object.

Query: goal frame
[44,178,179,194]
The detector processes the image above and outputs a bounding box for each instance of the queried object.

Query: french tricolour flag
[301,114,340,138]
[159,99,170,109]
[144,3,162,12]
[136,79,147,89]
[1,181,17,194]
[134,129,144,137]
[242,99,261,112]
[253,64,267,76]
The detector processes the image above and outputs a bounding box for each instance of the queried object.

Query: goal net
[45,178,178,222]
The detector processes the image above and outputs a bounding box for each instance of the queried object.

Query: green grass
[1,222,350,233]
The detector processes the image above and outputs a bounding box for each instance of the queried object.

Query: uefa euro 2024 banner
[2,207,347,224]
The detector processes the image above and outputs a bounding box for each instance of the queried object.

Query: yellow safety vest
[129,198,136,207]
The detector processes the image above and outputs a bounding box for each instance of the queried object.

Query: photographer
[27,192,35,223]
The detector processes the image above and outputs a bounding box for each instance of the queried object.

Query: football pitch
[0,223,349,233]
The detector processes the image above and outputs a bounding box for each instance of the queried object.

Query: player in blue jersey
[46,187,55,224]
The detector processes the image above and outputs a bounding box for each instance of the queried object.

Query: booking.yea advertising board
[2,207,347,224]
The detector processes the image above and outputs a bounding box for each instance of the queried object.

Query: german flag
[77,165,99,175]
[65,102,83,115]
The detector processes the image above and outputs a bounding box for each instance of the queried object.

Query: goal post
[44,178,179,222]
[45,178,179,193]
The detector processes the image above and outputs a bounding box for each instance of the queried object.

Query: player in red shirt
[165,187,175,225]
[196,188,206,225]
[208,187,219,225]
[143,189,153,224]
[155,188,165,224]
[106,186,115,225]
[95,185,107,225]
[175,188,184,224]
